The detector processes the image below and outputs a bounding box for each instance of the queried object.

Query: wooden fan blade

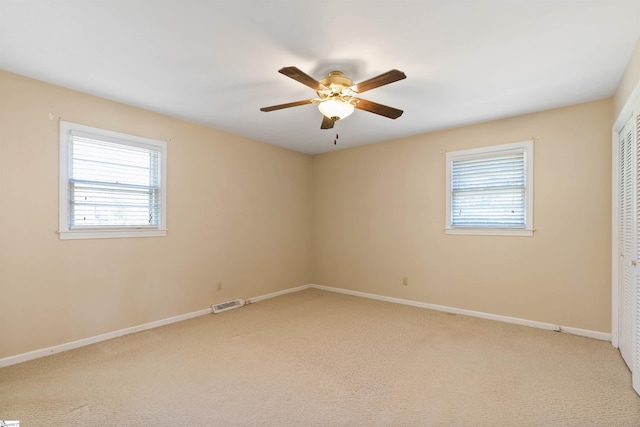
[279,66,327,91]
[354,98,404,119]
[352,69,406,94]
[260,99,315,112]
[320,115,335,129]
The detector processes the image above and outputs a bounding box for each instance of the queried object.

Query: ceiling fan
[260,66,407,130]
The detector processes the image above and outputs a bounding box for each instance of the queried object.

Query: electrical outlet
[216,281,222,291]
[402,277,408,286]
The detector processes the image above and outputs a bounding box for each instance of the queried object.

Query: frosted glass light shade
[318,99,354,120]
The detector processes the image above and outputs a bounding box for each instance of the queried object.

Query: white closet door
[619,116,635,372]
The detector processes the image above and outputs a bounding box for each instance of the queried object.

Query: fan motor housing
[319,71,353,94]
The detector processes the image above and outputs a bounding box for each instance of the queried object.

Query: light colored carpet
[1,288,639,426]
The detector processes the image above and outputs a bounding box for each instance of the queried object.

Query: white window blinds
[68,131,161,228]
[451,151,526,228]
[59,121,167,240]
[445,140,533,236]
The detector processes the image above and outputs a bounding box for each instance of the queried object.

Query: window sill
[445,228,534,237]
[59,228,167,240]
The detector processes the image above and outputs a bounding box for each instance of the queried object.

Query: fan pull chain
[334,133,339,145]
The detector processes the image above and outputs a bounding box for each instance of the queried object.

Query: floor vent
[212,299,245,314]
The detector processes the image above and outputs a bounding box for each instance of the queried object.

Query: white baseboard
[0,284,313,368]
[0,283,610,368]
[309,284,611,341]
[246,284,311,304]
[0,308,212,368]
[558,326,610,341]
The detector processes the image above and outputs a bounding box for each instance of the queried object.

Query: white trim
[558,326,612,341]
[445,227,534,237]
[58,228,167,240]
[0,308,210,368]
[1,282,610,368]
[58,120,168,240]
[611,78,640,350]
[246,284,311,304]
[445,139,534,236]
[612,128,621,348]
[310,284,611,341]
[0,285,312,368]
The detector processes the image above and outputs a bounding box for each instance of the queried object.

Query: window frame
[445,140,534,237]
[59,121,167,240]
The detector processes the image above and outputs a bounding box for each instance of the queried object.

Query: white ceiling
[1,1,640,155]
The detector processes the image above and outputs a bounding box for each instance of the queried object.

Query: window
[59,121,167,240]
[445,140,533,236]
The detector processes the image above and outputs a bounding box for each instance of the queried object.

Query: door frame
[612,82,640,350]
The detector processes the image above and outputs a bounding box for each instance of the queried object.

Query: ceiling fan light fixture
[260,66,406,130]
[318,99,354,120]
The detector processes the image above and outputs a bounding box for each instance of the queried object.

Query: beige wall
[0,71,313,359]
[0,66,621,360]
[614,38,640,118]
[312,99,613,332]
